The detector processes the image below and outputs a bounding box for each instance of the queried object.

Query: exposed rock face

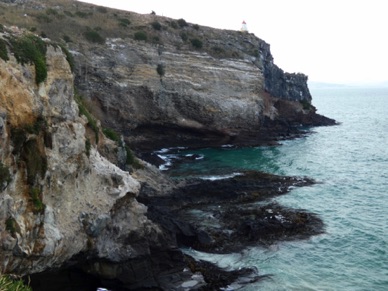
[73,24,334,152]
[0,32,157,276]
[0,4,336,289]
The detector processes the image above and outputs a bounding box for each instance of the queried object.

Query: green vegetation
[46,8,59,17]
[58,44,75,72]
[36,13,52,23]
[156,64,165,77]
[0,24,4,32]
[63,10,74,17]
[83,29,105,44]
[5,217,17,235]
[151,21,162,30]
[190,38,203,49]
[117,18,131,27]
[10,34,47,84]
[0,162,11,191]
[62,34,72,43]
[125,146,142,169]
[96,6,108,13]
[180,32,188,42]
[75,94,99,143]
[134,31,147,41]
[0,38,9,61]
[102,127,120,143]
[22,139,47,186]
[193,24,200,30]
[75,11,90,18]
[10,116,47,154]
[30,187,45,213]
[0,273,32,291]
[300,99,312,110]
[169,21,178,29]
[177,18,188,28]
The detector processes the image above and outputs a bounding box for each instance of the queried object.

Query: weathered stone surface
[0,33,156,276]
[72,27,335,152]
[0,3,336,288]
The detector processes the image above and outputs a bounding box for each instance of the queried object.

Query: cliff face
[71,14,330,152]
[0,1,336,289]
[0,30,163,276]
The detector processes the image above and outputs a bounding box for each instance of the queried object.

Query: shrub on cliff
[36,13,52,23]
[177,18,188,28]
[118,18,131,27]
[10,34,47,84]
[63,34,72,43]
[46,8,59,17]
[0,39,9,61]
[75,11,91,18]
[125,146,143,169]
[300,99,312,110]
[156,64,165,77]
[96,6,108,13]
[75,94,99,143]
[191,38,203,49]
[58,44,75,72]
[0,162,11,191]
[134,31,147,41]
[30,187,45,214]
[84,29,105,44]
[180,32,188,42]
[169,21,178,29]
[151,21,162,30]
[103,127,120,143]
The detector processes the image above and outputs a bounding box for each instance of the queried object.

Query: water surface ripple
[165,87,388,290]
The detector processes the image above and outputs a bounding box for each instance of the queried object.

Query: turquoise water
[163,87,388,290]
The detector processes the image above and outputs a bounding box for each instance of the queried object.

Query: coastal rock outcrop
[71,14,334,152]
[0,30,159,276]
[0,1,336,289]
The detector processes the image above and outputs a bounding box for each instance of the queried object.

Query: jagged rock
[72,26,335,152]
[0,2,336,289]
[0,34,158,276]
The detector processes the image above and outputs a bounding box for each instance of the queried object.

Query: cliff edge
[0,1,336,289]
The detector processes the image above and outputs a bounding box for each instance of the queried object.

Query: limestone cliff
[0,1,337,289]
[0,0,335,152]
[70,15,333,152]
[0,29,162,276]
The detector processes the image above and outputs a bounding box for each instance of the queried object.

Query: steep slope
[0,1,336,289]
[0,0,335,153]
[0,28,162,276]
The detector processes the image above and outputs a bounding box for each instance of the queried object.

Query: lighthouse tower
[241,20,248,32]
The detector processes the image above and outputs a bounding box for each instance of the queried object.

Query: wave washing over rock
[0,1,336,290]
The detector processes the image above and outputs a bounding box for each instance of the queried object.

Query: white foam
[200,173,242,181]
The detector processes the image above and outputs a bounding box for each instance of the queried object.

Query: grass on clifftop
[0,0,256,59]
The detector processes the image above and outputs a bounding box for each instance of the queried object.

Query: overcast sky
[78,0,388,85]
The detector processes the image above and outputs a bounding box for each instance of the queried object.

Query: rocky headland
[0,1,335,290]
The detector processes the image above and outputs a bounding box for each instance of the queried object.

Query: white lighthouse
[241,20,248,32]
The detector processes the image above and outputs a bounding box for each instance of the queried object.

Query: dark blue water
[160,87,388,290]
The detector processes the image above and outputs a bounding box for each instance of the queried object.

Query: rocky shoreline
[28,169,325,290]
[0,2,337,290]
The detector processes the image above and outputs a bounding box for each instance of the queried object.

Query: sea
[158,86,388,290]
